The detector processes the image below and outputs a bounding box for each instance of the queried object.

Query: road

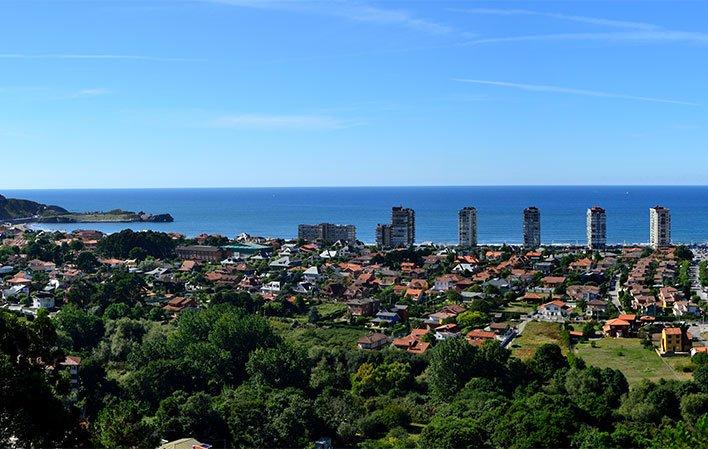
[608,275,625,314]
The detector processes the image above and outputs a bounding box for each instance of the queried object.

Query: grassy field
[500,301,536,314]
[574,338,693,386]
[511,321,567,360]
[270,319,368,352]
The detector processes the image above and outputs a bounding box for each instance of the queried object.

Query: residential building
[346,298,380,317]
[60,356,81,388]
[458,207,478,247]
[157,438,211,449]
[660,327,691,354]
[376,206,415,247]
[175,245,226,262]
[649,206,671,249]
[375,224,391,247]
[298,223,356,244]
[587,206,607,250]
[523,206,541,248]
[357,333,389,350]
[538,300,570,318]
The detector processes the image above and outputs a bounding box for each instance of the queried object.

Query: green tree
[246,344,311,389]
[351,361,413,397]
[491,392,579,449]
[54,303,104,351]
[93,400,157,449]
[76,251,100,273]
[428,338,479,400]
[529,344,568,381]
[456,310,490,330]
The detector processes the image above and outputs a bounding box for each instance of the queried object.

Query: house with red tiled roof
[400,262,416,273]
[541,276,566,288]
[405,288,426,302]
[357,333,389,350]
[393,328,431,355]
[538,300,570,318]
[603,318,631,337]
[569,258,593,272]
[466,329,496,347]
[163,297,197,315]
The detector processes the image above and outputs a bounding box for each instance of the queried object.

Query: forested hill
[0,194,69,220]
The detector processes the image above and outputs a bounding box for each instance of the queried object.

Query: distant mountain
[0,194,69,220]
[0,194,173,223]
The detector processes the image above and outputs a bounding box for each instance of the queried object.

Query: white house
[261,281,281,294]
[433,275,457,292]
[32,294,55,309]
[303,266,321,282]
[538,300,570,318]
[2,284,29,300]
[453,263,477,274]
[269,256,299,269]
[319,250,338,259]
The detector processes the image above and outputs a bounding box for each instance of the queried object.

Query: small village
[2,218,707,389]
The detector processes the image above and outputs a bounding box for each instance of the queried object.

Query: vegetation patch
[574,337,693,386]
[511,321,567,360]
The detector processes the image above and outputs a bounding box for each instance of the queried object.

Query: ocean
[4,186,708,245]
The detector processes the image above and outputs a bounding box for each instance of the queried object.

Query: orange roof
[605,318,630,327]
[407,341,431,354]
[541,276,566,284]
[663,327,682,335]
[466,329,496,339]
[525,251,543,258]
[406,288,424,297]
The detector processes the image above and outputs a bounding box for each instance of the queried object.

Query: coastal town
[1,204,707,448]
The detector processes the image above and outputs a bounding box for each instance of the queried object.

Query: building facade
[587,206,607,250]
[175,245,227,262]
[649,206,671,249]
[523,206,541,248]
[377,207,415,247]
[458,207,478,247]
[298,223,357,244]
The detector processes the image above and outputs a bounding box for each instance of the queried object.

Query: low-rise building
[175,245,226,262]
[357,333,389,350]
[660,327,691,354]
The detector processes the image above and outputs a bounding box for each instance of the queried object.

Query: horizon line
[3,184,708,191]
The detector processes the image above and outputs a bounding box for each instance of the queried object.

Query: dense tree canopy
[97,229,177,259]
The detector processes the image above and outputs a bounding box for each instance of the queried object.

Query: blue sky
[1,0,707,188]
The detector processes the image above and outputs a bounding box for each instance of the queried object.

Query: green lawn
[511,321,567,360]
[270,319,368,352]
[574,338,693,386]
[314,302,348,320]
[501,301,536,314]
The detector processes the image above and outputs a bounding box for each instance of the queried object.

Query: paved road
[608,276,624,314]
[689,259,707,300]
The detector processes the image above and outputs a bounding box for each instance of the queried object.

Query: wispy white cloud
[452,7,708,47]
[204,0,464,36]
[453,8,660,31]
[212,113,354,130]
[0,53,199,62]
[466,30,708,46]
[72,88,112,97]
[454,79,700,106]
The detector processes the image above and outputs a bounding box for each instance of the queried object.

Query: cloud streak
[204,0,463,36]
[451,7,708,47]
[453,8,660,31]
[466,30,708,46]
[0,53,199,62]
[454,79,700,106]
[212,113,353,130]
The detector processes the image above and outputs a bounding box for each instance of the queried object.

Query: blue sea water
[3,187,708,245]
